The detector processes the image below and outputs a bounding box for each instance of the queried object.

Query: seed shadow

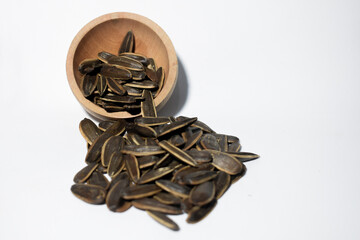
[158,56,189,117]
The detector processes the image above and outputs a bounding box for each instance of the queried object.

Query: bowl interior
[70,14,176,120]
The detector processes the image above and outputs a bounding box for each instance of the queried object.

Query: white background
[1,0,359,239]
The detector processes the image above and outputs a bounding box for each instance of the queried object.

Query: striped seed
[132,198,182,215]
[186,200,217,224]
[101,135,124,167]
[122,184,161,200]
[71,183,106,205]
[189,181,215,206]
[146,210,179,231]
[155,180,191,198]
[158,140,198,167]
[124,154,140,183]
[118,31,134,54]
[73,162,98,183]
[210,150,244,175]
[79,118,102,145]
[141,90,157,117]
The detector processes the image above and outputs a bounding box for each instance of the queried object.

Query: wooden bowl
[66,12,178,120]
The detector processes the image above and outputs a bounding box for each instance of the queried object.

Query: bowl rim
[66,12,178,120]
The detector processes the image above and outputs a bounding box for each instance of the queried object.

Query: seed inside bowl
[78,31,165,115]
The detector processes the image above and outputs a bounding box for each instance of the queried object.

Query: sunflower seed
[141,90,157,117]
[210,150,244,175]
[154,67,165,97]
[73,162,99,183]
[96,164,107,174]
[99,95,137,104]
[108,151,125,178]
[200,134,220,151]
[96,74,107,96]
[137,155,159,168]
[146,67,157,82]
[158,117,197,137]
[152,153,171,169]
[98,120,114,131]
[85,120,126,164]
[186,149,212,163]
[123,184,161,200]
[226,152,260,162]
[78,59,102,74]
[172,164,214,183]
[98,51,116,62]
[171,165,193,182]
[158,140,198,167]
[214,171,231,199]
[120,52,148,65]
[169,134,185,147]
[191,120,215,133]
[155,180,191,198]
[134,117,170,126]
[71,183,106,205]
[179,170,218,185]
[106,178,130,212]
[180,197,194,213]
[132,198,182,215]
[79,118,102,145]
[123,85,143,96]
[146,210,179,231]
[110,78,129,84]
[131,70,146,80]
[108,171,129,190]
[167,160,183,170]
[124,154,140,183]
[101,135,124,167]
[231,164,247,184]
[108,55,144,71]
[153,192,182,205]
[81,73,97,97]
[127,133,145,145]
[126,122,157,138]
[87,171,110,189]
[181,128,193,143]
[121,145,165,156]
[216,134,228,152]
[106,77,126,95]
[147,58,157,71]
[186,199,217,223]
[138,166,175,184]
[189,181,215,206]
[228,141,241,152]
[144,138,158,146]
[100,65,132,79]
[118,31,134,54]
[102,105,125,112]
[124,80,158,89]
[183,130,203,151]
[227,135,240,143]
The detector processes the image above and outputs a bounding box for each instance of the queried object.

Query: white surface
[1,0,360,239]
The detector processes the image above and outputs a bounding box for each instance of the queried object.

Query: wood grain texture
[66,12,178,120]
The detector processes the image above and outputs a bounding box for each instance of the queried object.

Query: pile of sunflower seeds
[72,30,259,231]
[78,31,164,114]
[71,94,259,230]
